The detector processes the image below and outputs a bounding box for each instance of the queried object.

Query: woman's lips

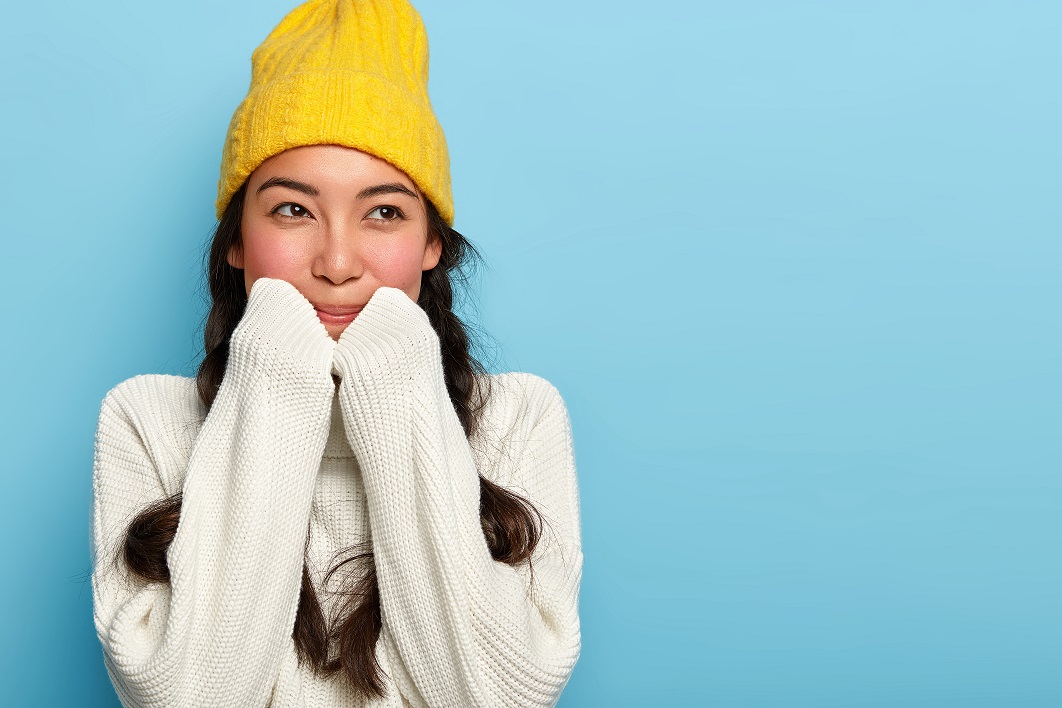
[314,304,363,325]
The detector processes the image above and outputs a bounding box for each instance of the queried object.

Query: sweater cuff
[229,277,336,386]
[331,286,439,384]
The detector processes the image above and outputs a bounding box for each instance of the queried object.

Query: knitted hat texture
[215,0,453,225]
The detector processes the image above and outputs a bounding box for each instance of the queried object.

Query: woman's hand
[228,277,337,394]
[330,287,444,470]
[326,286,583,706]
[92,281,344,708]
[331,286,440,389]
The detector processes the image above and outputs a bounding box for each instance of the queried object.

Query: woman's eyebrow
[256,177,318,196]
[255,178,418,201]
[356,183,420,201]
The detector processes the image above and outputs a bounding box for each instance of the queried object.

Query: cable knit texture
[90,279,582,707]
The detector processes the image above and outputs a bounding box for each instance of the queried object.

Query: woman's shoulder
[470,371,574,485]
[101,374,204,422]
[477,371,568,420]
[97,375,206,487]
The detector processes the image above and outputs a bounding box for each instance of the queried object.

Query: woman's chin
[317,314,358,341]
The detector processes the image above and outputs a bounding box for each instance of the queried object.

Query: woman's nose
[312,224,363,284]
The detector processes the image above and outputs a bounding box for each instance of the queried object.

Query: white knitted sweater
[90,279,582,707]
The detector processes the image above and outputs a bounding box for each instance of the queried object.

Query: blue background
[1,1,1059,705]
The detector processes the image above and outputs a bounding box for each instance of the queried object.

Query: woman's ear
[421,232,442,271]
[226,244,244,270]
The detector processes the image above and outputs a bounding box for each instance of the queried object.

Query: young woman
[89,1,583,706]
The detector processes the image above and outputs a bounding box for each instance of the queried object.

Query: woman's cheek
[242,231,311,284]
[365,239,432,291]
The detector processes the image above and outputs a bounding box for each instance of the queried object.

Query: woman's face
[231,144,442,340]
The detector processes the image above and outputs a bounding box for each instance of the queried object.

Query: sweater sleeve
[331,287,583,708]
[90,278,336,708]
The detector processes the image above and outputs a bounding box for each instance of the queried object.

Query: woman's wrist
[228,277,337,393]
[331,287,440,390]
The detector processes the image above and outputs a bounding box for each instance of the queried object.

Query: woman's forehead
[252,144,419,193]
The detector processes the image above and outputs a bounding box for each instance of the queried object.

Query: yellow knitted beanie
[215,0,453,225]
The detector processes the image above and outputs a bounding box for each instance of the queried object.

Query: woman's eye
[367,206,403,221]
[273,203,309,219]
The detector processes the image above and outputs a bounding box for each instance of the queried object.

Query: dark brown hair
[121,180,544,698]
